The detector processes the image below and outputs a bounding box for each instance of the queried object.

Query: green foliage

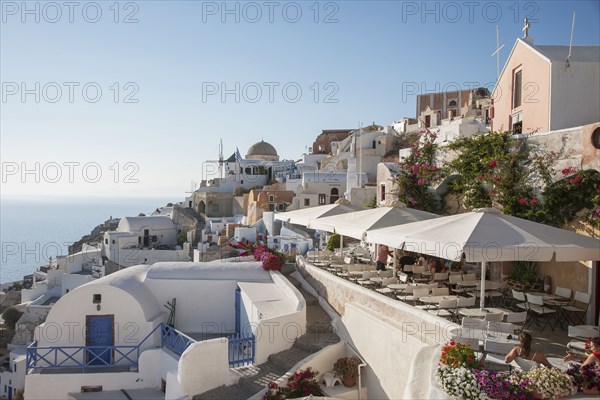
[326,234,340,251]
[444,131,554,221]
[508,261,537,283]
[364,197,377,209]
[334,356,361,379]
[542,169,600,228]
[394,130,443,213]
[2,307,23,328]
[177,230,188,246]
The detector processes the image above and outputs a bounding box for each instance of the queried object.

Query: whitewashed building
[23,260,306,400]
[102,216,189,267]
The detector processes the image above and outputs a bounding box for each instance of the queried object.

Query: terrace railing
[26,323,256,373]
[160,323,196,357]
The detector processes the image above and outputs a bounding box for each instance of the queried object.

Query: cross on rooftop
[523,18,531,38]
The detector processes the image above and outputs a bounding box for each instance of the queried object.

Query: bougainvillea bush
[229,240,284,271]
[262,367,321,400]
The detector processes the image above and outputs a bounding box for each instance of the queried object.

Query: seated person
[563,337,600,366]
[429,257,447,277]
[399,252,416,269]
[505,332,552,369]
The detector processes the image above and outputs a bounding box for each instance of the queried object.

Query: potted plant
[262,367,321,399]
[440,341,481,369]
[334,356,361,387]
[567,364,600,395]
[514,366,577,399]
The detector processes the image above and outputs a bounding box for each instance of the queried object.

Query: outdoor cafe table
[458,307,510,319]
[456,280,505,290]
[418,295,459,305]
[536,292,571,305]
[387,283,408,291]
[450,327,518,345]
[568,325,598,339]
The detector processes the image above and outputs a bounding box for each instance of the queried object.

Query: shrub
[262,367,321,399]
[326,234,340,251]
[2,307,23,328]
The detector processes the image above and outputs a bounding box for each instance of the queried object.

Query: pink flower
[569,175,583,184]
[418,178,426,186]
[519,198,528,205]
[476,175,484,181]
[488,160,497,168]
[494,177,502,182]
[562,167,573,175]
[529,198,538,205]
[594,208,600,216]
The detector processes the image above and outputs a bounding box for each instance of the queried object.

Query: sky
[1,0,599,201]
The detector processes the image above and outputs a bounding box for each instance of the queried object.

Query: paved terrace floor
[302,257,579,362]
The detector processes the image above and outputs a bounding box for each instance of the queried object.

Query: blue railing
[161,324,196,356]
[227,334,255,368]
[26,342,141,372]
[26,323,255,373]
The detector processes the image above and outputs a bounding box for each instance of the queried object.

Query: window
[380,183,386,202]
[211,203,219,213]
[448,99,457,107]
[93,294,102,304]
[268,203,275,211]
[268,195,275,202]
[304,198,310,206]
[104,238,108,245]
[318,194,326,205]
[511,112,523,134]
[513,70,522,108]
[277,203,285,211]
[372,140,376,149]
[513,121,523,134]
[592,128,600,149]
[112,240,116,245]
[425,115,431,128]
[330,188,339,204]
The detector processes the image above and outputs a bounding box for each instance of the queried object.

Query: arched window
[592,127,600,150]
[330,188,339,204]
[448,100,457,107]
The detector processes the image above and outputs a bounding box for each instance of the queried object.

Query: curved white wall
[179,338,238,397]
[36,284,162,350]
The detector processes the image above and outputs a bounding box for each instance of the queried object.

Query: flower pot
[582,387,599,395]
[342,376,356,387]
[531,391,544,399]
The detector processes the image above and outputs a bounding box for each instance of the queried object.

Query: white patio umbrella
[274,203,364,252]
[366,208,600,308]
[274,203,364,227]
[309,205,439,275]
[308,206,439,239]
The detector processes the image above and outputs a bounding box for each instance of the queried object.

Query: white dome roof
[246,140,278,157]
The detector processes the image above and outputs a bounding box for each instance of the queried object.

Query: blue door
[86,315,114,366]
[7,386,12,400]
[235,289,241,336]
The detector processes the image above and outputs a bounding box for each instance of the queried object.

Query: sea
[0,197,174,284]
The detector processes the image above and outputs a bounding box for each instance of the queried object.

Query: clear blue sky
[2,0,599,200]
